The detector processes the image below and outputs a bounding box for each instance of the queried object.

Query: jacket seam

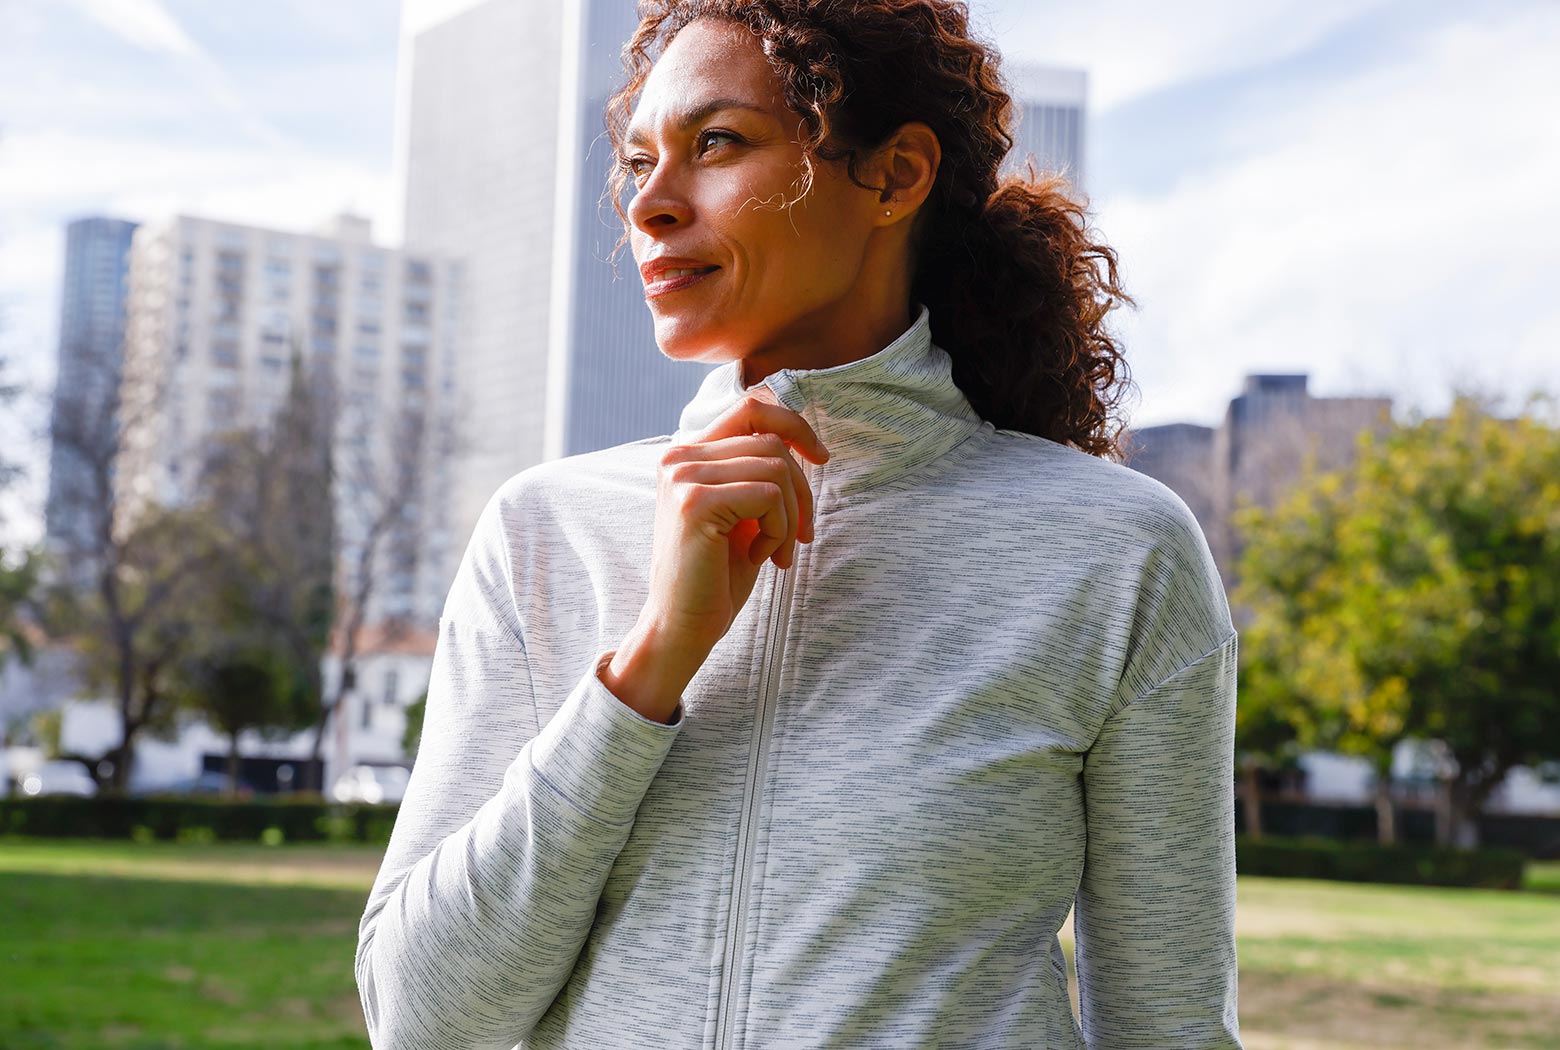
[1107,629,1238,724]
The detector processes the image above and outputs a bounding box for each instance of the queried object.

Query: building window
[383,669,399,705]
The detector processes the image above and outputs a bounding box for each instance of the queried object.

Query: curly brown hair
[604,0,1137,459]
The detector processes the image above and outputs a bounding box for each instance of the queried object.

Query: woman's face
[623,17,888,378]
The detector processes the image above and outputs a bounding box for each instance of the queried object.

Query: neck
[737,241,915,388]
[676,302,987,505]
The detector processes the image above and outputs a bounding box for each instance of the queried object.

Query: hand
[636,392,830,660]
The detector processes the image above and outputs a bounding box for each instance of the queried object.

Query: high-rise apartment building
[1002,63,1087,190]
[117,213,462,627]
[45,216,139,561]
[400,0,718,566]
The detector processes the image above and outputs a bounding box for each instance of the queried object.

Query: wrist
[600,620,704,724]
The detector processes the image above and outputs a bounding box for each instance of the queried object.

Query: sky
[2,0,1558,543]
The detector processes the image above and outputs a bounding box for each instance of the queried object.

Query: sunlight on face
[623,17,879,375]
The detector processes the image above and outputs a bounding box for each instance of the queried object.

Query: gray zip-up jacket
[355,303,1243,1049]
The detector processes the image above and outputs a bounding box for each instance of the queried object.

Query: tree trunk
[1374,774,1397,845]
[1444,777,1483,849]
[1241,759,1264,839]
[227,731,242,798]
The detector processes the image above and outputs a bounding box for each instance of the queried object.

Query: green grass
[1,837,1557,1050]
[0,839,382,1049]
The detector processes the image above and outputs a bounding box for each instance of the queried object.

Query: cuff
[528,648,684,827]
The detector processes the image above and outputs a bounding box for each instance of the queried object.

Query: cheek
[711,176,856,294]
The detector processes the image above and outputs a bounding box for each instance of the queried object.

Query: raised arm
[353,489,685,1050]
[1073,630,1244,1049]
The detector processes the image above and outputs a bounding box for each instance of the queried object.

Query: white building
[117,212,462,628]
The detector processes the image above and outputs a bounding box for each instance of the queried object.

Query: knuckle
[665,460,698,486]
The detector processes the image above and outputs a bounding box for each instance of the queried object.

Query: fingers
[665,433,815,546]
[697,396,831,466]
[665,454,804,566]
[685,479,790,565]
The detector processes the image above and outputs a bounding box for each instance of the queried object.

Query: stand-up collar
[672,303,987,504]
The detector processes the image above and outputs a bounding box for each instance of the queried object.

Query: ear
[864,121,940,226]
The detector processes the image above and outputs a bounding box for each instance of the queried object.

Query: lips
[640,256,721,283]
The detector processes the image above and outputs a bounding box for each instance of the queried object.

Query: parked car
[135,770,259,798]
[18,760,97,797]
[330,764,410,805]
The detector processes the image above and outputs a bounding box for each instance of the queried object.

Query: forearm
[356,634,684,1049]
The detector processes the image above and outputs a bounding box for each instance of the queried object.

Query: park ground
[1,837,1557,1049]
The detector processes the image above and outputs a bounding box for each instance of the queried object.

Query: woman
[356,2,1242,1048]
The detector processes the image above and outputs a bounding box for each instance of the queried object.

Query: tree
[194,348,336,789]
[308,387,454,779]
[0,351,43,676]
[47,503,225,793]
[45,335,223,795]
[169,577,317,797]
[401,690,427,762]
[1235,391,1560,847]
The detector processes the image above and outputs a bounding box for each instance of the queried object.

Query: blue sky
[2,0,1558,541]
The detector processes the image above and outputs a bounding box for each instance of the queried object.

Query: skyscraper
[45,216,138,561]
[547,0,719,461]
[1002,63,1087,191]
[400,0,717,567]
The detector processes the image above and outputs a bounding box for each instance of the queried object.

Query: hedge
[1236,834,1528,889]
[0,794,399,845]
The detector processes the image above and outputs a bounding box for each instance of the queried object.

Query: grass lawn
[1,838,1557,1049]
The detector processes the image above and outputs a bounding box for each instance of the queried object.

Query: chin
[649,315,745,366]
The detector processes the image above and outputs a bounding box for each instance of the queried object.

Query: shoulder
[446,435,670,632]
[982,427,1212,555]
[983,428,1233,697]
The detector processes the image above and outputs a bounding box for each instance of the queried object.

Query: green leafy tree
[401,690,427,763]
[1235,392,1560,847]
[194,347,336,790]
[170,578,316,797]
[46,503,225,793]
[0,350,43,679]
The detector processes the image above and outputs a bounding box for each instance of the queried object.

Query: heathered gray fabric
[355,302,1244,1049]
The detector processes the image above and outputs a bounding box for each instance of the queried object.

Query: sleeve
[353,484,687,1050]
[1073,630,1244,1050]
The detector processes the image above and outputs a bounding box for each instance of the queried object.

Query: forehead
[631,18,786,128]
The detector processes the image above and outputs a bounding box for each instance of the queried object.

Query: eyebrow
[624,97,771,148]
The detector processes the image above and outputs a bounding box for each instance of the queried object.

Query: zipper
[712,453,813,1050]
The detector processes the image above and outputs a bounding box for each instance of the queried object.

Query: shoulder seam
[1109,629,1237,721]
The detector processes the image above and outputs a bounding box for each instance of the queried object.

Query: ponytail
[916,166,1135,459]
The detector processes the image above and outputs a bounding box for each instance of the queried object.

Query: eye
[618,152,652,181]
[698,129,740,153]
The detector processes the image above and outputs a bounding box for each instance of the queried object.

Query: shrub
[0,796,398,844]
[1237,834,1527,889]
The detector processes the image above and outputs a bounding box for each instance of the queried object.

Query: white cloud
[1094,4,1560,427]
[973,0,1395,112]
[65,0,202,58]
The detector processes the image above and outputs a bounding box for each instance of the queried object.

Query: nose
[626,160,692,236]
